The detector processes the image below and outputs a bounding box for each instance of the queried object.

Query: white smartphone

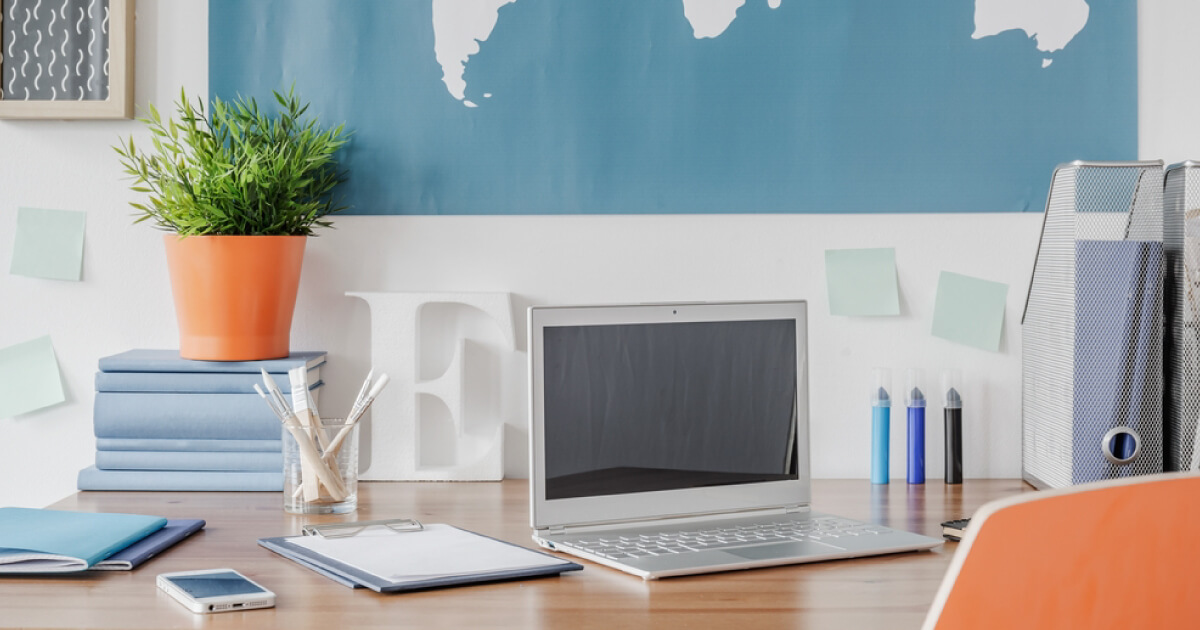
[156,568,275,614]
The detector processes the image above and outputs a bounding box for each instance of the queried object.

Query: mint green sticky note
[0,336,66,418]
[931,271,1009,351]
[825,248,900,316]
[10,207,87,281]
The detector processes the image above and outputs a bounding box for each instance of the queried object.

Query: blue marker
[907,386,926,484]
[870,371,891,484]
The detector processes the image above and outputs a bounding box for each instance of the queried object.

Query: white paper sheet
[289,524,567,582]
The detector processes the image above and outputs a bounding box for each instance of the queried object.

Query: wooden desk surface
[2,479,1032,630]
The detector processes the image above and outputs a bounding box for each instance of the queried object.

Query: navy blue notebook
[259,523,582,593]
[92,519,206,570]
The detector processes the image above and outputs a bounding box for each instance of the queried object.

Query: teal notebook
[0,508,166,573]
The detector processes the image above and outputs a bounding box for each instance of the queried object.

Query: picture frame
[0,0,134,119]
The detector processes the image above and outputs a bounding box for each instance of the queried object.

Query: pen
[944,370,963,484]
[906,371,925,484]
[870,369,890,485]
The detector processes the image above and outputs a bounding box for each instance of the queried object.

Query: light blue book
[96,450,283,472]
[95,370,322,394]
[92,385,320,440]
[97,349,326,373]
[0,508,166,573]
[77,467,283,491]
[96,438,283,452]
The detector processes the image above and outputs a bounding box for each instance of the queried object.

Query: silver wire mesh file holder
[1021,161,1165,489]
[1164,161,1200,472]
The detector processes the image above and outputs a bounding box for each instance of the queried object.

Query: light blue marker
[871,385,890,484]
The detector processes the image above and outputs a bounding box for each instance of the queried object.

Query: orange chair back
[925,472,1200,629]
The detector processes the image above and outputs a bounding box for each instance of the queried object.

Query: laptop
[528,300,942,579]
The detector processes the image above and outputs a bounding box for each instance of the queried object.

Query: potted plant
[115,87,349,360]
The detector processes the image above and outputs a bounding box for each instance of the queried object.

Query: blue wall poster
[209,0,1135,215]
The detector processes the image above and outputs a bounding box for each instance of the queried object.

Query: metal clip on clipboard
[301,518,423,539]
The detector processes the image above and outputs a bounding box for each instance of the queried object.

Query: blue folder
[1073,240,1163,483]
[0,508,166,573]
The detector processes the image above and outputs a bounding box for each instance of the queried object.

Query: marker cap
[942,369,963,409]
[905,369,925,407]
[870,368,891,406]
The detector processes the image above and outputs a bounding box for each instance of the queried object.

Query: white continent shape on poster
[432,0,517,107]
[682,0,745,39]
[972,0,1090,67]
[432,0,1090,108]
[432,0,788,105]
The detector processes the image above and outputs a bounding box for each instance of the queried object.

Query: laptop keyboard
[563,516,891,560]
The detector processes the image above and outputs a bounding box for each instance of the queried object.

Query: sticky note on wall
[0,336,66,418]
[824,248,900,316]
[10,207,87,281]
[931,271,1009,351]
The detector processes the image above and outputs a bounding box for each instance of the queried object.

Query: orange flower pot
[163,234,307,361]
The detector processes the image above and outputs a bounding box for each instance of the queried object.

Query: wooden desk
[2,479,1031,629]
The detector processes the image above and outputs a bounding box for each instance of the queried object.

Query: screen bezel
[529,301,811,530]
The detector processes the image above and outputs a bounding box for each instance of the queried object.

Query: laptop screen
[541,319,799,501]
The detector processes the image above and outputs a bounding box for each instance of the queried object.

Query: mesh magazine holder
[1021,161,1165,489]
[1164,161,1200,472]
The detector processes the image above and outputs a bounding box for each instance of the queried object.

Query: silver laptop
[528,301,942,579]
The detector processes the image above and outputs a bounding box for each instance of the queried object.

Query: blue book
[96,451,282,472]
[98,349,326,373]
[77,467,283,491]
[91,519,206,570]
[0,508,166,573]
[96,438,283,452]
[92,385,320,440]
[95,369,322,394]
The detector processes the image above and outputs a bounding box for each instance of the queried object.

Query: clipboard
[258,518,582,593]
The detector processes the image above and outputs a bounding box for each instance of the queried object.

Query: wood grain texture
[0,479,1033,629]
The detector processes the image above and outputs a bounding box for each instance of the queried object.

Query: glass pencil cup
[282,418,358,514]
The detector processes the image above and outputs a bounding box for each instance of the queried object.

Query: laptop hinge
[548,525,566,536]
[783,504,803,515]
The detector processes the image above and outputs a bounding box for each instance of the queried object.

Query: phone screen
[163,572,268,599]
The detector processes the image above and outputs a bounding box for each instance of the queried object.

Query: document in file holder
[259,521,582,592]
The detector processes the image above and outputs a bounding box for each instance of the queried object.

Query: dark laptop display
[542,319,798,500]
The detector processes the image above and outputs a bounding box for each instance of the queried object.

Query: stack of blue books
[77,350,326,491]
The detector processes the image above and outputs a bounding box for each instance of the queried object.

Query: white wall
[0,1,1195,508]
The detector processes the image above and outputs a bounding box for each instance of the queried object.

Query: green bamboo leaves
[115,87,350,236]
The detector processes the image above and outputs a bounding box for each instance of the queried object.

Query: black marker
[944,375,963,484]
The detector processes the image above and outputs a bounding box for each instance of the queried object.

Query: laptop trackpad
[726,540,845,560]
